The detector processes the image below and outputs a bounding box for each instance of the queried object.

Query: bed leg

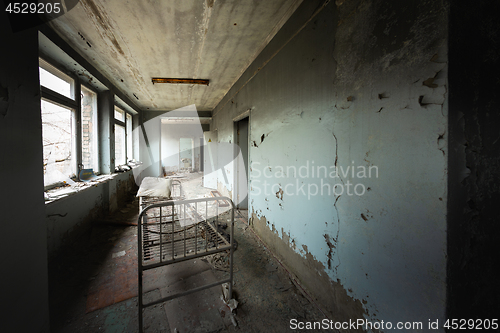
[138,212,144,333]
[229,206,235,298]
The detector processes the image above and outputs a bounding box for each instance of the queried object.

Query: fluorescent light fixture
[152,78,210,85]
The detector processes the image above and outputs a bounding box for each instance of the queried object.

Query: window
[114,106,134,166]
[114,106,126,165]
[40,54,135,192]
[81,86,99,172]
[114,107,125,122]
[114,124,126,165]
[41,100,76,185]
[39,59,74,99]
[40,58,101,188]
[39,59,77,187]
[126,112,133,160]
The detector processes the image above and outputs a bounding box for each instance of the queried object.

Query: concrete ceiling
[47,0,302,112]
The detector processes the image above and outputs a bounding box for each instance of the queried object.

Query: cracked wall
[211,0,448,329]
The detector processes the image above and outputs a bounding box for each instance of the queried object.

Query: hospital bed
[135,177,235,332]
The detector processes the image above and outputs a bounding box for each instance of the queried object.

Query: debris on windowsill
[44,168,76,190]
[79,168,99,182]
[44,174,115,203]
[45,186,78,201]
[115,164,131,173]
[128,159,142,167]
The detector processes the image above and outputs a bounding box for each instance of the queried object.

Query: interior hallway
[1,0,499,332]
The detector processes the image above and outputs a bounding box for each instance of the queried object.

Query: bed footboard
[137,196,235,332]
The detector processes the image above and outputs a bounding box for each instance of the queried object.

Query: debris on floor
[49,172,327,333]
[111,250,126,258]
[221,282,238,313]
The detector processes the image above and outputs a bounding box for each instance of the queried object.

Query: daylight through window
[81,85,99,172]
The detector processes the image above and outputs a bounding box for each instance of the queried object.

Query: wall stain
[81,0,125,56]
[251,212,366,328]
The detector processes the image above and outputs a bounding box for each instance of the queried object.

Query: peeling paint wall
[0,14,50,331]
[46,170,137,257]
[211,0,448,329]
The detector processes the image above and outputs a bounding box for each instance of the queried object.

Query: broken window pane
[42,99,75,186]
[81,86,99,172]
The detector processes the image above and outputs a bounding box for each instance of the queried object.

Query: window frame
[114,105,134,166]
[126,112,133,162]
[40,54,138,193]
[80,82,100,174]
[39,57,79,190]
[39,58,75,100]
[40,98,77,183]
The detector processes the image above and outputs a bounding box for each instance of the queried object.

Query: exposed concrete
[46,0,303,111]
[211,0,448,328]
[0,12,50,332]
[252,212,366,332]
[46,170,138,257]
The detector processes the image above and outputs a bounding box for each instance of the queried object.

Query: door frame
[233,110,251,210]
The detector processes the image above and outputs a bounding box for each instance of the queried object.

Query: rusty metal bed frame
[137,179,234,333]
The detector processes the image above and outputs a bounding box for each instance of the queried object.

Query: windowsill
[44,174,113,204]
[44,166,138,205]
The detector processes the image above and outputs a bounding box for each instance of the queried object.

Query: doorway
[235,117,249,209]
[179,138,193,172]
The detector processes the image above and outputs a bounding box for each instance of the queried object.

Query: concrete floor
[49,172,328,332]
